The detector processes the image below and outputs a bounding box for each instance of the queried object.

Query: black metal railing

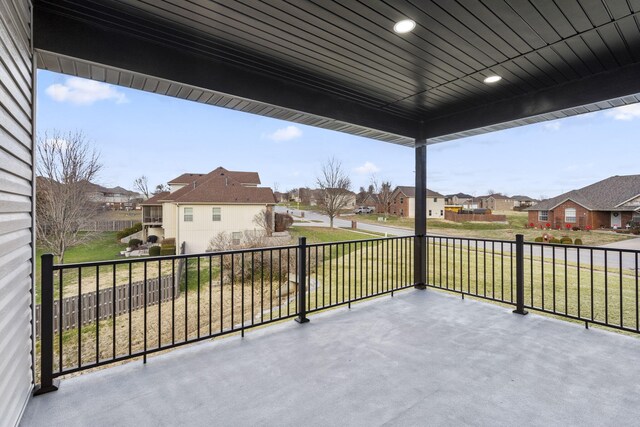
[36,235,414,391]
[426,234,640,332]
[36,233,640,393]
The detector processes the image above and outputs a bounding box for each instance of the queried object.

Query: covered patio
[21,290,640,426]
[3,1,640,426]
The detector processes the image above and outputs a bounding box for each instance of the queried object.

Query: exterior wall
[169,183,186,193]
[177,204,269,253]
[389,195,445,219]
[0,1,35,425]
[162,203,177,239]
[390,193,411,217]
[528,202,635,230]
[427,197,445,218]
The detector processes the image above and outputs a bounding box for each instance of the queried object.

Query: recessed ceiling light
[393,19,416,34]
[483,75,502,84]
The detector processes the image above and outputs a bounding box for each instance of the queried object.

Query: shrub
[549,238,560,244]
[534,237,543,242]
[128,238,142,248]
[149,245,161,256]
[147,235,158,244]
[117,222,143,240]
[572,226,581,231]
[574,238,583,245]
[160,245,176,256]
[560,237,572,244]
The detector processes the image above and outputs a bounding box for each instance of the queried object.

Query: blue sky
[37,70,640,199]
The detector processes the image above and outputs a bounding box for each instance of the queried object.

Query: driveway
[275,207,413,237]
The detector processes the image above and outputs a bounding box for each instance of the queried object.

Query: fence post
[34,254,59,395]
[513,234,528,315]
[295,237,310,324]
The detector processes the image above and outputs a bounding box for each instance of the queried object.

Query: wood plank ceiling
[33,0,640,145]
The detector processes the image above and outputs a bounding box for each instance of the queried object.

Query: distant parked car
[354,206,374,214]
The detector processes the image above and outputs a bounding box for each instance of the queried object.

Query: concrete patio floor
[22,289,640,426]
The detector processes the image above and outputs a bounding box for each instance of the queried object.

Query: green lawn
[36,232,128,302]
[288,226,384,243]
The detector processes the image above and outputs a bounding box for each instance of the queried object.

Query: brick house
[390,186,445,218]
[445,193,474,208]
[526,175,640,229]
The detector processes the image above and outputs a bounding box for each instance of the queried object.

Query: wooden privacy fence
[35,273,183,338]
[444,211,507,223]
[80,220,137,232]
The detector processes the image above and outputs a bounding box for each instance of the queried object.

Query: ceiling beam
[33,7,417,138]
[425,61,640,139]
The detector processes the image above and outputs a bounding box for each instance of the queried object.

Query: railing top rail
[50,243,301,269]
[306,234,413,248]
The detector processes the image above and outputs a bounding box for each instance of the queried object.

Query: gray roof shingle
[527,175,640,211]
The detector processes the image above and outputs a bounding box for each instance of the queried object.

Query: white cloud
[544,121,561,131]
[45,77,128,106]
[354,161,380,175]
[265,125,302,141]
[605,104,640,121]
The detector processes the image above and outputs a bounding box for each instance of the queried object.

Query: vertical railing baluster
[295,237,309,324]
[513,234,527,315]
[619,251,623,328]
[34,254,59,395]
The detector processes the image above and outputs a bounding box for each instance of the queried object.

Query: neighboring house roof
[161,167,274,204]
[527,175,640,212]
[446,192,473,199]
[141,191,170,205]
[168,168,260,186]
[393,186,444,198]
[486,193,512,200]
[512,195,536,202]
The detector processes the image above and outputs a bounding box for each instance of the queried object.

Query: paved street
[277,208,639,270]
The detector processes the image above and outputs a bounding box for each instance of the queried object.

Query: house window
[434,198,437,203]
[428,210,432,216]
[538,211,548,221]
[184,207,193,222]
[212,207,221,221]
[440,210,443,216]
[400,197,404,204]
[232,232,242,246]
[565,208,576,223]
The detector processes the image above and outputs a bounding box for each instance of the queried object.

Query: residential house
[86,181,141,209]
[526,175,640,229]
[445,193,474,208]
[478,193,517,211]
[390,186,445,218]
[512,195,537,209]
[141,167,276,253]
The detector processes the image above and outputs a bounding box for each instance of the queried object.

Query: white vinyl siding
[0,1,35,425]
[565,208,576,223]
[178,204,267,253]
[212,207,221,221]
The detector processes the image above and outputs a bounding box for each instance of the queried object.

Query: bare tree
[36,130,102,263]
[316,157,352,228]
[371,175,393,217]
[253,208,274,236]
[153,183,170,195]
[133,175,150,199]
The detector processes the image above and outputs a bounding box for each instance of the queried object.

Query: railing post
[295,237,310,324]
[34,253,59,395]
[513,234,528,315]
